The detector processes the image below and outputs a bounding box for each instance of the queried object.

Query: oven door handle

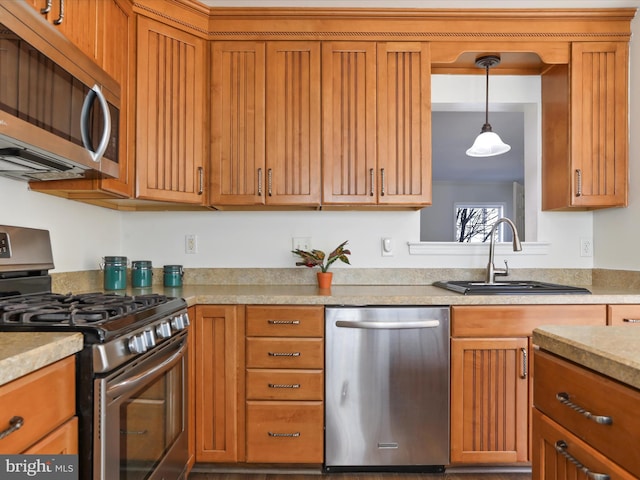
[106,339,186,400]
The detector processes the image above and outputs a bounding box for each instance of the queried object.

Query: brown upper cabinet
[209,41,322,208]
[17,3,636,211]
[542,41,629,210]
[136,16,207,205]
[26,0,99,61]
[322,42,432,207]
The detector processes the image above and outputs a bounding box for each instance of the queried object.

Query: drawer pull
[556,392,613,425]
[555,440,610,480]
[267,320,300,325]
[268,431,301,438]
[268,352,301,357]
[268,383,301,389]
[0,416,24,440]
[623,318,640,323]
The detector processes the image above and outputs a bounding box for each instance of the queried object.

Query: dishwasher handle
[335,319,441,330]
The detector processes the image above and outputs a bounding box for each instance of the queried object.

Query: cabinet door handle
[623,318,640,323]
[267,168,273,196]
[53,0,64,25]
[268,431,301,438]
[575,169,582,197]
[555,392,613,425]
[257,168,263,196]
[268,383,301,389]
[0,416,24,441]
[520,347,528,379]
[197,166,204,195]
[554,441,610,480]
[369,168,375,196]
[267,320,300,325]
[40,0,52,14]
[380,168,386,196]
[268,352,300,357]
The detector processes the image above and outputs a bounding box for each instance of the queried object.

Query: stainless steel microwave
[0,3,120,182]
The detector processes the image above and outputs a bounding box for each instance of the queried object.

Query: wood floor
[189,471,532,480]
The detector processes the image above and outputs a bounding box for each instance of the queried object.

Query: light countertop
[533,326,640,390]
[166,284,640,307]
[0,332,83,387]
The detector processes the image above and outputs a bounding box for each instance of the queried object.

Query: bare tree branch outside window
[455,205,503,242]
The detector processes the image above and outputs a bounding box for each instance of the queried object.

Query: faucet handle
[495,260,510,277]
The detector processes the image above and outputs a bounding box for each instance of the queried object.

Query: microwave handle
[80,84,111,163]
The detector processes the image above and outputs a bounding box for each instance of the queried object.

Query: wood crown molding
[130,4,635,43]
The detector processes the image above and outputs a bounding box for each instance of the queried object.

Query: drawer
[246,337,323,369]
[23,417,78,454]
[452,305,606,337]
[246,306,324,337]
[246,369,323,400]
[607,304,640,326]
[246,401,323,463]
[0,356,75,454]
[534,350,640,477]
[533,409,637,480]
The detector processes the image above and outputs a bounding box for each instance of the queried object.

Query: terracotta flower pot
[317,271,333,289]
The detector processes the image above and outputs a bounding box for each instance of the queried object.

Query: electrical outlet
[292,237,311,252]
[185,234,198,254]
[580,237,593,257]
[381,237,394,256]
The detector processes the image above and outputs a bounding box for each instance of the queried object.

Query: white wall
[0,178,121,271]
[3,1,637,274]
[593,12,640,270]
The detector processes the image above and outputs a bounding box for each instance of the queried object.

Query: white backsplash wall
[0,177,121,272]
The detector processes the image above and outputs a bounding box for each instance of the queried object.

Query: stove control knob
[143,329,156,348]
[171,315,186,331]
[128,334,147,354]
[156,322,172,339]
[182,312,191,327]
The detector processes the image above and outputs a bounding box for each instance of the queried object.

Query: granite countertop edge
[0,332,84,387]
[533,326,640,390]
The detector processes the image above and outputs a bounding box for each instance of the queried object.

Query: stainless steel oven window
[95,332,189,480]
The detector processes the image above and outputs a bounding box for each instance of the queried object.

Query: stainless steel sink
[433,280,591,295]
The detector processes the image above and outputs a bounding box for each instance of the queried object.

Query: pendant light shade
[466,55,511,158]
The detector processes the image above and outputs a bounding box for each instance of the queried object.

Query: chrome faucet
[486,217,522,284]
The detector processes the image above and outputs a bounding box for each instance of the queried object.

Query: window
[454,204,504,243]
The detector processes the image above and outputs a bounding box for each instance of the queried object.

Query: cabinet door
[532,409,635,480]
[95,0,135,198]
[377,42,432,206]
[22,417,78,454]
[27,0,98,61]
[450,337,529,464]
[542,42,628,210]
[136,17,206,204]
[322,41,377,205]
[194,305,244,463]
[265,42,321,206]
[210,41,266,206]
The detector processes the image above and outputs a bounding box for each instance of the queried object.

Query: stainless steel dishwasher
[325,306,450,472]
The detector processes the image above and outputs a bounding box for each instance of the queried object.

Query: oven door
[95,331,188,480]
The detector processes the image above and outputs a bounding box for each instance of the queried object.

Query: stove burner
[0,292,170,325]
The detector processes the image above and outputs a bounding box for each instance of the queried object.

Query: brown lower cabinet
[194,304,324,465]
[532,350,640,479]
[0,356,77,454]
[449,305,606,465]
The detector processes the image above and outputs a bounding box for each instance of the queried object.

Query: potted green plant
[292,240,351,289]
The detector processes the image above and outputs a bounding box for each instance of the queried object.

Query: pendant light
[466,55,511,157]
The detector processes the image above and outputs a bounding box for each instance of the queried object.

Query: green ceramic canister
[131,260,153,288]
[103,256,127,290]
[163,265,183,287]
